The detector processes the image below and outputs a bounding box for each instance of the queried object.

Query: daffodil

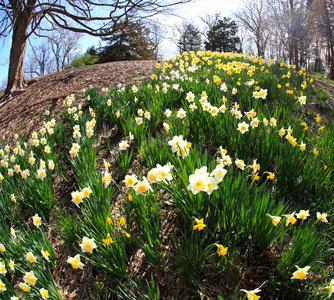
[133,177,152,195]
[186,91,195,102]
[37,168,47,180]
[40,288,49,299]
[71,190,84,206]
[266,214,281,226]
[296,210,310,220]
[10,227,16,238]
[67,254,84,269]
[317,212,328,223]
[23,270,37,285]
[19,282,30,292]
[326,279,334,297]
[41,249,50,262]
[8,259,14,271]
[82,187,92,198]
[177,108,186,119]
[235,158,246,170]
[103,233,114,245]
[216,244,228,256]
[193,218,206,231]
[32,213,42,227]
[0,279,5,292]
[26,252,36,263]
[119,140,129,150]
[240,288,261,300]
[291,265,310,280]
[298,95,307,106]
[187,171,209,194]
[79,237,97,253]
[0,262,6,275]
[265,172,275,180]
[210,164,228,182]
[298,141,306,151]
[283,211,297,226]
[237,121,249,134]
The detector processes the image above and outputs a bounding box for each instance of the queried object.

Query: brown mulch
[0,60,160,139]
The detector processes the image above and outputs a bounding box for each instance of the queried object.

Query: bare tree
[0,0,190,99]
[267,0,310,69]
[48,28,81,72]
[25,42,52,78]
[312,0,334,79]
[234,0,270,58]
[147,22,166,60]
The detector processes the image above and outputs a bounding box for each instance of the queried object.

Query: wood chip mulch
[0,60,160,139]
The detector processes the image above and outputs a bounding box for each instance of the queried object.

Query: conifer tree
[97,22,155,63]
[177,23,202,53]
[204,17,241,53]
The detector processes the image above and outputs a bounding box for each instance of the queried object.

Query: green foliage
[205,17,241,52]
[98,21,154,63]
[177,23,202,53]
[68,52,99,68]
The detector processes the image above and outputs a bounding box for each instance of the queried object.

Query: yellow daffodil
[266,172,275,180]
[103,233,114,245]
[216,244,228,256]
[253,172,260,182]
[193,218,206,231]
[283,212,297,226]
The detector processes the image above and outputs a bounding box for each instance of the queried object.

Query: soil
[0,60,160,139]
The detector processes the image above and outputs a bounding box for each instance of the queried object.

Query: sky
[0,0,242,86]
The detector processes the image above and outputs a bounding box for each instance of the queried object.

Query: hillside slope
[0,60,159,138]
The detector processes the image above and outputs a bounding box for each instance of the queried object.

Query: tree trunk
[4,13,31,96]
[330,42,334,80]
[294,41,299,70]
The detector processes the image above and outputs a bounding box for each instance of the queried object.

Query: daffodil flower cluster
[187,165,227,195]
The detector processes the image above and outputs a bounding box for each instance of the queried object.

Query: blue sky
[0,0,241,86]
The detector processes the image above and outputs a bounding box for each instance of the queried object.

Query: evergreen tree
[177,23,202,53]
[205,17,241,52]
[97,22,154,63]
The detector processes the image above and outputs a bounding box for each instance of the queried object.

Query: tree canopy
[177,23,202,53]
[204,17,241,53]
[97,22,155,63]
